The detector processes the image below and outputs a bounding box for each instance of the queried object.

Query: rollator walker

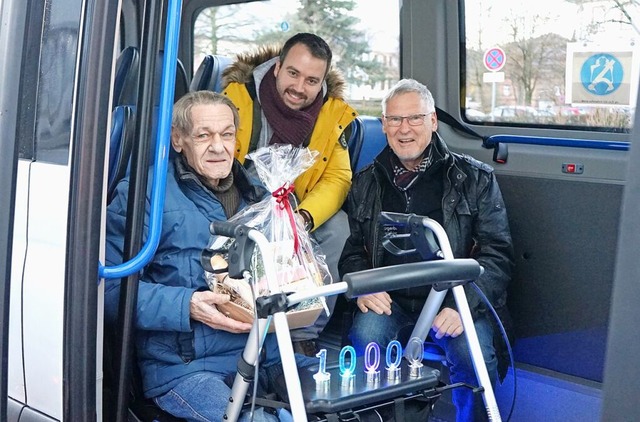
[204,211,502,421]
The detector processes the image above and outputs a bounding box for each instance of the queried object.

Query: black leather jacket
[339,133,514,320]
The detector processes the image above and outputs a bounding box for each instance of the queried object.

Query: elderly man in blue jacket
[105,91,304,422]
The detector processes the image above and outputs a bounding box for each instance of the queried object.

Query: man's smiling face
[383,91,438,169]
[273,43,328,110]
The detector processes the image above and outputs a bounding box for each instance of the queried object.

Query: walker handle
[209,220,248,238]
[343,258,481,299]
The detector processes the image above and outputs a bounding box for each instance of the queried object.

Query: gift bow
[272,183,300,253]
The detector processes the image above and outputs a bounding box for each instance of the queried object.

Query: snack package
[203,145,330,329]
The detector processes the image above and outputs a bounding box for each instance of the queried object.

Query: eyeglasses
[383,113,432,127]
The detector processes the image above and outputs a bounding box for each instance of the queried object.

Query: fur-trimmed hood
[221,45,348,100]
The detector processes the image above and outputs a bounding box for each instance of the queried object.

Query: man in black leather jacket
[339,79,514,422]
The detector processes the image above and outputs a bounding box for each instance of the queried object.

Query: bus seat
[113,46,140,107]
[107,47,141,203]
[107,106,135,201]
[151,50,189,103]
[190,55,233,92]
[108,48,188,202]
[349,116,387,173]
[113,47,189,107]
[346,116,363,171]
[174,58,189,101]
[153,50,190,104]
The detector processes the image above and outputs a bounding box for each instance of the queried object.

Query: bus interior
[1,0,640,421]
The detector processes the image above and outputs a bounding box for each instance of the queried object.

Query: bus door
[0,0,119,420]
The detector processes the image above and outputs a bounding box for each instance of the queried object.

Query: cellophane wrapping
[204,145,330,324]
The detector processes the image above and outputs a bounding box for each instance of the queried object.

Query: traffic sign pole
[491,81,497,122]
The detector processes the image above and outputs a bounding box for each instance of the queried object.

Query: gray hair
[381,78,435,115]
[172,91,239,135]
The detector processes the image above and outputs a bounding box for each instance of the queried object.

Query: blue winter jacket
[104,156,280,398]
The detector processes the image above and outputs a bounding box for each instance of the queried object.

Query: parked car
[488,105,554,124]
[463,108,487,121]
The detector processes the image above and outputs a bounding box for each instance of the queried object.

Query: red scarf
[259,64,324,146]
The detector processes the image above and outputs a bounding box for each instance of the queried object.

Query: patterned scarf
[391,144,436,191]
[259,64,324,146]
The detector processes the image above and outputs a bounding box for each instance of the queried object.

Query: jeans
[154,355,317,422]
[349,302,497,422]
[432,315,497,422]
[290,210,350,341]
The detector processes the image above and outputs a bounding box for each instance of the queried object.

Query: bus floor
[316,326,603,422]
[408,363,602,422]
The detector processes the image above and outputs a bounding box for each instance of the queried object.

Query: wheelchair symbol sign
[580,53,623,96]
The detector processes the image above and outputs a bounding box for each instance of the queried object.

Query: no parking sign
[484,47,506,72]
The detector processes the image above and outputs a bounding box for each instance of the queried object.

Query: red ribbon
[271,184,300,253]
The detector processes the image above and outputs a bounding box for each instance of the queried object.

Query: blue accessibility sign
[580,53,623,96]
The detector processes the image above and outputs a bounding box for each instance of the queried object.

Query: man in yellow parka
[222,33,357,356]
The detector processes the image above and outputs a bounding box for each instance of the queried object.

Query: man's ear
[273,59,281,77]
[171,127,182,153]
[431,112,438,131]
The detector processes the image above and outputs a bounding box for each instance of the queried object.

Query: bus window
[192,0,400,116]
[463,0,638,133]
[16,0,81,164]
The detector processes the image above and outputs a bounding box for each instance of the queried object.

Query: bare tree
[503,14,567,106]
[193,6,256,57]
[252,0,395,88]
[566,0,640,37]
[611,0,640,33]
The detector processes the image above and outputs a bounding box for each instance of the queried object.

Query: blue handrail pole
[486,134,629,151]
[99,0,183,279]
